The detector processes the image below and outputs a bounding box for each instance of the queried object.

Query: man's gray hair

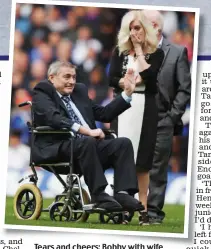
[47,61,76,77]
[142,10,164,32]
[156,11,164,32]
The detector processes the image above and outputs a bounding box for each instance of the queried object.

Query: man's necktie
[61,95,83,137]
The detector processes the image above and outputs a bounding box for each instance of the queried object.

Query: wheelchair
[13,101,133,224]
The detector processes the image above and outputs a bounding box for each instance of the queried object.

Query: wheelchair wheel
[99,212,123,224]
[70,188,90,222]
[49,202,72,221]
[13,183,43,220]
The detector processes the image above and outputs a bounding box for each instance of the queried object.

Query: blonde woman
[109,10,164,225]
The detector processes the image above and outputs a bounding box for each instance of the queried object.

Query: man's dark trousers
[60,136,138,196]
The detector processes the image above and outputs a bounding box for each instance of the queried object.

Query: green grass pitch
[5,197,185,234]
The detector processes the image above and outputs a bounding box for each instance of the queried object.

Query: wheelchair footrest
[83,204,95,211]
[42,208,51,212]
[83,204,106,213]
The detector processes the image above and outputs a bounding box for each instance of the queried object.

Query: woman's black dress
[109,47,164,172]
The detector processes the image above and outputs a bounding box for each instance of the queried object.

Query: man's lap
[59,136,131,168]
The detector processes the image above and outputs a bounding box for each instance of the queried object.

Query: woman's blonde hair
[117,10,158,55]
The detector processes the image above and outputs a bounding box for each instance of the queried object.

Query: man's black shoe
[121,211,134,224]
[91,192,122,212]
[149,216,162,225]
[114,193,145,211]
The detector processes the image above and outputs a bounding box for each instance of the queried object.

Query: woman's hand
[130,33,144,55]
[131,33,142,45]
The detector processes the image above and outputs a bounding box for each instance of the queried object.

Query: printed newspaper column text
[195,72,211,246]
[0,238,23,249]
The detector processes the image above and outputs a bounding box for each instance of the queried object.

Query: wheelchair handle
[18,101,32,107]
[18,174,37,184]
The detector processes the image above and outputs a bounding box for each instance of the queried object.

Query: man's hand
[135,75,142,85]
[119,78,125,89]
[78,126,105,139]
[124,69,136,96]
[89,128,105,139]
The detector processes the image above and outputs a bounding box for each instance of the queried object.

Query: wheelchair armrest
[18,101,32,107]
[34,126,74,136]
[102,129,117,138]
[35,126,64,131]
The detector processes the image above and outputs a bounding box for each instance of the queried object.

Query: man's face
[149,17,159,30]
[50,66,76,95]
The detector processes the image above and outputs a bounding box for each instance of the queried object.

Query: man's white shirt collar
[57,91,70,100]
[57,91,63,98]
[158,36,163,48]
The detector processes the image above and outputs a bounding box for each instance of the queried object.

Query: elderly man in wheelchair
[13,61,144,223]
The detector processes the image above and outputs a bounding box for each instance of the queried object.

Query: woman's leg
[137,171,150,225]
[137,171,149,211]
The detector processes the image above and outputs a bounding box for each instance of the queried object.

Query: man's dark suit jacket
[157,37,191,128]
[32,80,131,164]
